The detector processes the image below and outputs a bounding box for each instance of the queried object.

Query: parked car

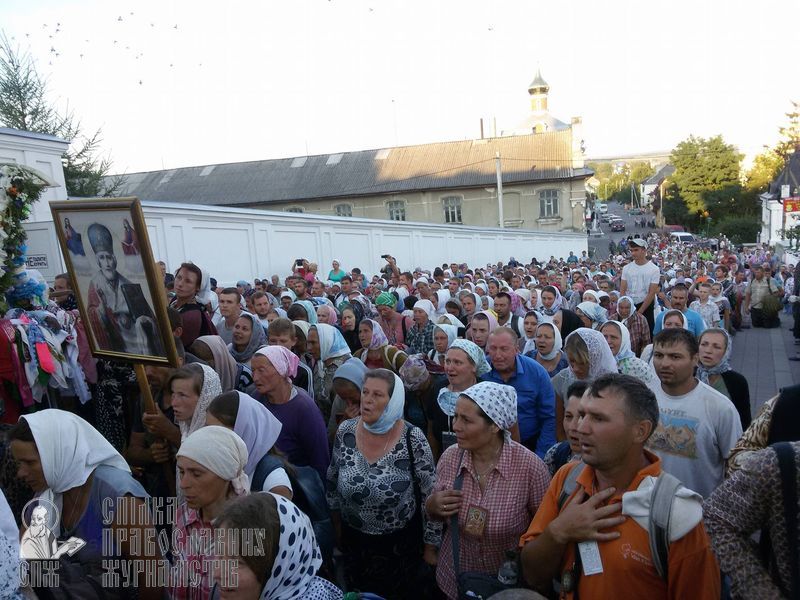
[601,214,612,223]
[597,203,608,214]
[611,220,626,232]
[670,232,695,243]
[628,208,644,215]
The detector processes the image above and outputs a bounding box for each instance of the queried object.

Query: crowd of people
[1,230,799,599]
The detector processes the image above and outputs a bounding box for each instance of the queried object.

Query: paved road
[587,200,655,260]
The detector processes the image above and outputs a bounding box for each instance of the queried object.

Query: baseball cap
[630,238,647,248]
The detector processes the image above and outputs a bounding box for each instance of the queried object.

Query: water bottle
[497,549,518,586]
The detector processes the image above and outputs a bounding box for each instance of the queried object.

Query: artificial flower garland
[0,164,49,312]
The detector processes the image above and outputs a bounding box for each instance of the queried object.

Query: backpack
[556,462,682,580]
[251,454,334,562]
[177,302,217,337]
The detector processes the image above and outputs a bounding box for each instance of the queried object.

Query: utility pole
[496,152,504,228]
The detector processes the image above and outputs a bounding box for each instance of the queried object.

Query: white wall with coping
[140,201,588,286]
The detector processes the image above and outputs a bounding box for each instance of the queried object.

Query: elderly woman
[524,322,569,377]
[575,301,608,330]
[316,303,339,326]
[550,328,618,440]
[608,295,651,356]
[426,382,550,600]
[9,411,159,598]
[428,339,491,460]
[206,390,292,497]
[327,369,437,598]
[307,323,353,422]
[251,346,330,482]
[173,426,248,600]
[600,320,656,384]
[214,492,343,599]
[354,318,408,372]
[327,357,369,438]
[697,328,751,429]
[228,312,266,367]
[429,323,460,367]
[339,302,364,353]
[407,299,437,355]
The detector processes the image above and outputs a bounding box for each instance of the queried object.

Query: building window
[334,203,352,217]
[387,200,406,221]
[285,207,304,213]
[539,189,559,218]
[442,196,463,224]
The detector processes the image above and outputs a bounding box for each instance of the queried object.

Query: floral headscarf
[449,339,491,377]
[361,318,389,349]
[696,328,733,384]
[562,328,618,386]
[538,285,563,316]
[399,354,430,391]
[228,312,267,363]
[440,381,518,441]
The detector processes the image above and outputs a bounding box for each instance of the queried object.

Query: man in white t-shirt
[647,328,742,498]
[619,238,661,334]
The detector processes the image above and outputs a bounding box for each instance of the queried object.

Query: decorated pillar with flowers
[0,164,52,312]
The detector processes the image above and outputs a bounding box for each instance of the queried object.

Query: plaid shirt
[429,441,550,599]
[609,311,651,357]
[171,504,216,600]
[407,320,436,355]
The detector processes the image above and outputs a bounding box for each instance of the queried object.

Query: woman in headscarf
[228,312,267,366]
[170,262,218,348]
[328,368,437,598]
[426,381,550,600]
[407,299,437,355]
[640,309,689,363]
[428,339,491,460]
[697,328,751,429]
[190,334,257,397]
[480,295,495,311]
[338,302,364,353]
[206,390,293,497]
[434,289,452,318]
[519,310,540,354]
[524,322,569,377]
[536,285,563,325]
[251,346,330,482]
[316,303,339,326]
[9,411,157,596]
[608,295,651,357]
[173,426,249,600]
[354,318,408,372]
[214,492,343,599]
[307,323,353,422]
[460,292,480,326]
[550,328,618,440]
[289,300,319,325]
[326,357,369,439]
[600,320,656,385]
[575,301,608,330]
[428,323,459,367]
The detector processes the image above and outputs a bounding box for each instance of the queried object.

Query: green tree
[775,100,800,160]
[670,135,742,215]
[0,34,123,197]
[745,149,784,192]
[712,215,760,244]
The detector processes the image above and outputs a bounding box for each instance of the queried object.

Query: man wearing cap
[86,222,156,354]
[619,238,660,334]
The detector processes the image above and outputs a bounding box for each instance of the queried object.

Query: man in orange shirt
[520,373,720,599]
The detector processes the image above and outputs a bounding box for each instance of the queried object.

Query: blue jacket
[484,354,556,459]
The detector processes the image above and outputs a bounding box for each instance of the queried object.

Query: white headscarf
[534,322,563,361]
[413,299,435,320]
[434,289,451,316]
[177,426,250,496]
[196,268,215,305]
[178,364,224,441]
[233,391,283,479]
[20,410,131,535]
[601,320,636,362]
[262,493,343,599]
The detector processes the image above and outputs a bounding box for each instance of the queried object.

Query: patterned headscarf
[576,302,608,329]
[449,339,491,377]
[563,328,618,384]
[375,291,397,308]
[538,285,564,316]
[253,346,300,384]
[179,364,223,441]
[261,493,342,599]
[452,381,518,440]
[696,328,733,384]
[228,312,267,363]
[361,318,389,349]
[399,354,430,391]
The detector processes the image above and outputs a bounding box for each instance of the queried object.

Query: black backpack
[251,454,334,562]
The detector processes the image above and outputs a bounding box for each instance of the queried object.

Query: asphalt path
[587,200,656,260]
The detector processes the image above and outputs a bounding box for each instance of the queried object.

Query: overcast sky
[3,0,798,174]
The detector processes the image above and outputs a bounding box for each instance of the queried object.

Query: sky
[2,0,798,174]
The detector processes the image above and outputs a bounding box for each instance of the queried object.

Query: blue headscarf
[576,301,608,329]
[333,357,369,390]
[293,300,319,324]
[363,371,405,435]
